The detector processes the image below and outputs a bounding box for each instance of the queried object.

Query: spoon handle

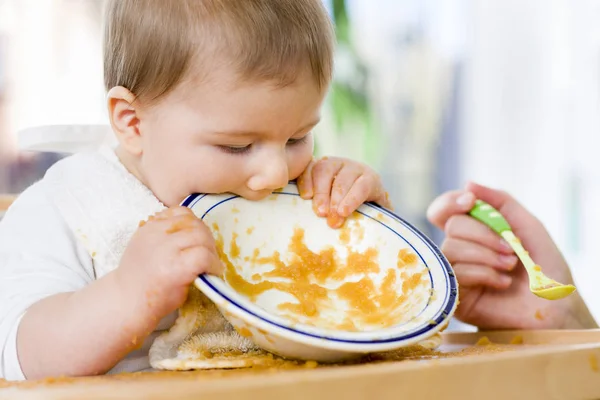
[468,200,512,235]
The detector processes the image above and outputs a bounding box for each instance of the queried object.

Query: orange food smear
[533,265,542,272]
[326,212,345,228]
[535,310,544,320]
[337,278,379,314]
[337,319,359,331]
[216,227,426,331]
[339,226,351,244]
[510,335,524,345]
[166,215,196,234]
[230,233,240,259]
[247,227,255,235]
[398,249,418,267]
[237,327,253,338]
[476,336,492,346]
[402,272,423,293]
[590,354,599,372]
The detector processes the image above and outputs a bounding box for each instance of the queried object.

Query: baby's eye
[219,144,252,155]
[287,135,310,146]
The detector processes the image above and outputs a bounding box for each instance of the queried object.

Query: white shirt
[0,151,176,380]
[0,180,94,380]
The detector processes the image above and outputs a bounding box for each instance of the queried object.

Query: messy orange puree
[215,218,428,331]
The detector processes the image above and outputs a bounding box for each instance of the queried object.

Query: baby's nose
[246,157,289,192]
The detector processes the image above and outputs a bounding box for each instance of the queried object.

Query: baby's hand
[116,207,222,318]
[297,156,392,228]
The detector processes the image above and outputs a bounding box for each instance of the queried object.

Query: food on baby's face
[214,216,431,332]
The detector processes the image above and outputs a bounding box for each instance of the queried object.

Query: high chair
[0,124,114,219]
[18,124,115,155]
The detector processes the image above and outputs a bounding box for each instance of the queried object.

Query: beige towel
[148,286,277,370]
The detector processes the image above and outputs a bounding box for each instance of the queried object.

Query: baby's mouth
[235,189,274,201]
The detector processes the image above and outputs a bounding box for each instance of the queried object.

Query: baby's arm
[17,270,158,378]
[1,185,221,380]
[0,183,157,379]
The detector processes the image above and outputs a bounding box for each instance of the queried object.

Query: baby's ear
[107,86,142,156]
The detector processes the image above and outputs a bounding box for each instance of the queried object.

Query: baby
[0,0,392,380]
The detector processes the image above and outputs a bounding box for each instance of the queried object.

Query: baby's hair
[103,0,335,105]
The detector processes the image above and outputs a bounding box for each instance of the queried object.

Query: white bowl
[184,182,458,362]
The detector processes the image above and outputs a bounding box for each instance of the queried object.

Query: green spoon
[469,200,576,300]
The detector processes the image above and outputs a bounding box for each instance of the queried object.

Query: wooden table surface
[1,330,599,400]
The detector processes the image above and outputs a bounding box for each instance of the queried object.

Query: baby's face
[127,69,325,207]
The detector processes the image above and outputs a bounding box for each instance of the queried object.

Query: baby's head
[103,0,334,206]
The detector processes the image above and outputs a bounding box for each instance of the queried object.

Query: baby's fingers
[325,173,369,229]
[337,174,375,217]
[139,207,193,227]
[453,263,512,289]
[180,246,223,276]
[441,238,518,271]
[166,218,215,250]
[311,158,344,217]
[329,166,363,214]
[297,160,315,199]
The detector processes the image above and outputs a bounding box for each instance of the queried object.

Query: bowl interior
[186,184,456,340]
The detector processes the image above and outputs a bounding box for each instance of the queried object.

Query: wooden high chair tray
[1,330,599,400]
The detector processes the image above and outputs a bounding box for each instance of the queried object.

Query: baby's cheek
[191,153,244,193]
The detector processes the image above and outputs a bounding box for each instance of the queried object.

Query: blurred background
[1,0,600,326]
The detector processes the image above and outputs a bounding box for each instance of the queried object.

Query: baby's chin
[190,186,290,202]
[232,189,275,201]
